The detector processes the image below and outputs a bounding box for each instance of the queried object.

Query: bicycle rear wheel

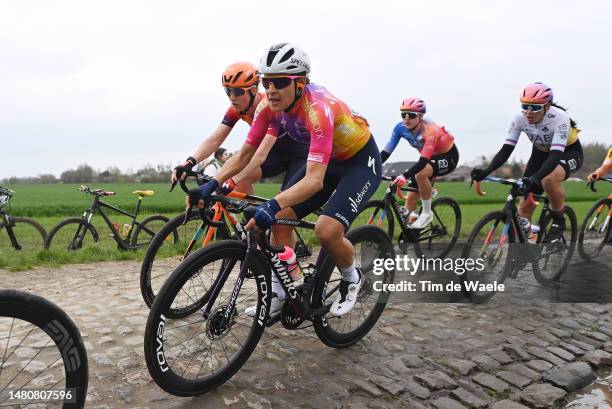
[0,289,88,408]
[0,216,47,251]
[533,206,577,286]
[144,240,270,396]
[45,219,99,251]
[578,197,612,261]
[313,225,395,348]
[140,210,230,309]
[131,214,174,248]
[413,197,461,259]
[460,211,515,303]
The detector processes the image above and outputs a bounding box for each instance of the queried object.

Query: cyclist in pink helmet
[380,97,458,229]
[472,82,583,240]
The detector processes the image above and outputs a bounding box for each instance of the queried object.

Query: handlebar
[381,175,417,200]
[471,176,538,206]
[78,185,115,196]
[587,176,612,192]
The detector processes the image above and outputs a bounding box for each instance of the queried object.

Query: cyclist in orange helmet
[172,62,308,194]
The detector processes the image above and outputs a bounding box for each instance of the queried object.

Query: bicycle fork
[3,214,21,250]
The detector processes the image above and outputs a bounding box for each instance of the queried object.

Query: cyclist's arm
[190,124,232,163]
[529,117,570,181]
[381,124,402,164]
[234,134,277,183]
[481,144,515,175]
[275,161,326,208]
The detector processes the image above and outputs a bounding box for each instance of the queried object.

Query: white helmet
[259,43,310,76]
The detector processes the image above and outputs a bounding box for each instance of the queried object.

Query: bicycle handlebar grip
[475,181,486,196]
[588,181,597,192]
[105,191,116,196]
[396,185,409,201]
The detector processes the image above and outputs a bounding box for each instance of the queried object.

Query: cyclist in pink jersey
[189,43,382,317]
[172,62,308,194]
[381,98,458,228]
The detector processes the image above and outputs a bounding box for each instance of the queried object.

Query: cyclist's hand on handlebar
[587,172,600,183]
[186,179,219,209]
[470,168,487,182]
[172,156,197,183]
[520,176,540,194]
[245,199,280,232]
[218,178,237,195]
[392,174,407,187]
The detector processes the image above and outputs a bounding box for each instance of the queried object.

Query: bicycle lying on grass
[0,187,47,251]
[144,193,395,396]
[354,175,461,259]
[460,176,577,303]
[0,289,88,408]
[140,170,314,309]
[578,176,612,261]
[45,185,175,251]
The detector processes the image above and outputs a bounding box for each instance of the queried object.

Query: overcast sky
[2,0,612,178]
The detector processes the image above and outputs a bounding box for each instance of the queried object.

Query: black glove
[470,168,488,182]
[174,156,197,180]
[520,176,540,193]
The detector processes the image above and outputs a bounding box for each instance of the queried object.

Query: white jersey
[505,106,574,152]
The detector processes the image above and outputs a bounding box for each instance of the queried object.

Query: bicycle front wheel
[460,211,515,303]
[578,197,612,261]
[140,210,230,309]
[313,225,395,348]
[144,240,269,396]
[0,216,47,251]
[413,197,461,259]
[533,206,577,286]
[0,289,88,408]
[45,218,99,251]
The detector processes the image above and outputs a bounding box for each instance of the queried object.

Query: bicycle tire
[460,211,514,303]
[413,197,461,259]
[45,218,99,251]
[140,210,230,309]
[0,289,88,408]
[131,214,174,248]
[0,216,47,250]
[144,240,270,396]
[353,200,395,239]
[313,225,395,348]
[577,197,612,261]
[533,205,577,286]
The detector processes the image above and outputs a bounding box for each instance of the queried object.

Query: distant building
[383,162,416,177]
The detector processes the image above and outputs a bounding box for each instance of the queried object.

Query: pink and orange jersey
[221,92,265,127]
[383,119,454,160]
[246,84,371,165]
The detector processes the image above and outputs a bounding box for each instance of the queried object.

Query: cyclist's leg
[404,177,420,213]
[519,146,547,220]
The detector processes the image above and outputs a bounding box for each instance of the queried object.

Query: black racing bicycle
[143,194,395,396]
[354,175,461,259]
[0,289,88,408]
[45,185,175,251]
[0,187,47,252]
[140,171,314,310]
[460,176,577,303]
[578,176,612,261]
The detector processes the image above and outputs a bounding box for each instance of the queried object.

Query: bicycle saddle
[133,190,155,197]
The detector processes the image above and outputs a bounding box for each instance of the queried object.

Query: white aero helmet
[259,43,310,76]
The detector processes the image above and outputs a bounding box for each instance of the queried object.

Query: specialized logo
[349,180,372,213]
[289,58,310,72]
[270,254,298,300]
[368,156,377,175]
[334,212,349,227]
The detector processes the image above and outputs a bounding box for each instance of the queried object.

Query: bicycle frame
[72,194,155,250]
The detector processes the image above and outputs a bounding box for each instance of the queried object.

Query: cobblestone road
[1,248,611,409]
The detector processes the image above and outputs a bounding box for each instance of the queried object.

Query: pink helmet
[400,97,426,113]
[520,82,553,104]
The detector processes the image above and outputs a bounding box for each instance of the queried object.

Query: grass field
[0,181,607,271]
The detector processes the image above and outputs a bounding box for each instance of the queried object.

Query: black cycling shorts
[284,136,382,231]
[261,136,309,190]
[407,144,459,189]
[523,140,583,194]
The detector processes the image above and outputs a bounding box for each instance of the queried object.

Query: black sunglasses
[261,77,295,90]
[401,111,420,120]
[521,103,545,112]
[224,87,247,97]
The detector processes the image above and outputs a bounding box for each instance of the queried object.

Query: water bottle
[518,217,531,240]
[529,224,540,243]
[279,246,301,281]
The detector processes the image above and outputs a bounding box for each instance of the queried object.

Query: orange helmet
[222,62,259,88]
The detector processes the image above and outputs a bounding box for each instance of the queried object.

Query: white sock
[422,199,432,214]
[271,274,286,300]
[340,262,359,283]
